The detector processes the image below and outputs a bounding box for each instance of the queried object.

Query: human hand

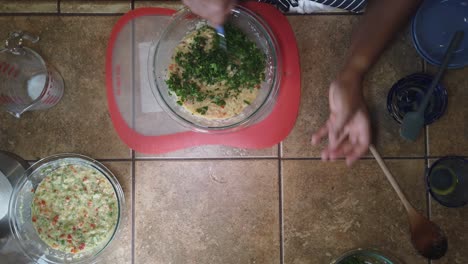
[311,73,371,166]
[182,0,236,26]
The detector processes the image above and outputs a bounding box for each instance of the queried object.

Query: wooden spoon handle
[369,144,414,213]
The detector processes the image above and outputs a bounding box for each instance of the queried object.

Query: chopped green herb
[243,100,251,105]
[165,24,265,114]
[196,106,209,115]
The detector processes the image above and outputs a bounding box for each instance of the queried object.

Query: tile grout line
[278,143,284,264]
[131,0,135,10]
[25,156,456,164]
[425,126,432,219]
[57,0,61,14]
[0,13,126,16]
[131,8,136,263]
[131,150,136,264]
[423,59,432,264]
[423,58,432,220]
[134,156,279,161]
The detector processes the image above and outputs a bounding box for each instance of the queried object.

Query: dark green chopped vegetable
[243,100,251,105]
[196,106,209,115]
[166,23,265,114]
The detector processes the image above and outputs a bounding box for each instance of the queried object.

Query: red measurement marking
[1,96,13,104]
[48,97,55,105]
[2,64,9,73]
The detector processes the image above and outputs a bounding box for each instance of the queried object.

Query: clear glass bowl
[8,154,125,264]
[331,248,403,264]
[149,6,281,133]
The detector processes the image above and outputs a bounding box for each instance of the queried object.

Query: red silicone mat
[106,2,301,154]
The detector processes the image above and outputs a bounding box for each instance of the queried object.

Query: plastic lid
[411,0,468,68]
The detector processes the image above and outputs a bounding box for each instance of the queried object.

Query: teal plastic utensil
[400,31,464,141]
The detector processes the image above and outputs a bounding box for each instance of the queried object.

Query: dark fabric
[258,0,367,12]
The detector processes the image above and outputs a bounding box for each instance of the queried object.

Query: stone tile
[135,160,280,263]
[61,0,131,13]
[428,159,468,263]
[282,16,424,158]
[0,0,57,13]
[100,162,132,264]
[427,66,468,157]
[431,199,468,263]
[135,144,278,158]
[135,0,183,10]
[0,17,131,160]
[283,159,427,264]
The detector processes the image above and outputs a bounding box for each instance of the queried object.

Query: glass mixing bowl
[331,248,403,264]
[8,154,125,264]
[149,5,281,133]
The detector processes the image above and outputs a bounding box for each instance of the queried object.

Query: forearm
[341,0,422,79]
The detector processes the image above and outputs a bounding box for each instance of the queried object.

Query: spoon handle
[215,25,227,51]
[417,31,464,114]
[369,145,414,213]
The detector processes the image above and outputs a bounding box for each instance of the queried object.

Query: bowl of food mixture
[9,154,125,263]
[150,5,281,132]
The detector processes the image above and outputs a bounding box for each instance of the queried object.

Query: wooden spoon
[369,145,448,259]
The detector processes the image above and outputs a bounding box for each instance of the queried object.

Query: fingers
[328,123,348,150]
[320,122,370,165]
[209,9,230,26]
[345,142,369,166]
[311,122,329,145]
[345,131,370,166]
[327,141,354,160]
[183,0,234,26]
[321,139,368,165]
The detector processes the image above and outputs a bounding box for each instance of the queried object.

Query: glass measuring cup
[0,31,64,118]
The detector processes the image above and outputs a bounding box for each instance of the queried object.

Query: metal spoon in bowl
[370,145,448,260]
[216,25,227,51]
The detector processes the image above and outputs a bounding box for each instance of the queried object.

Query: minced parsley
[166,23,266,114]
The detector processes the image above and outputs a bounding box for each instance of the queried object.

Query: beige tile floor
[0,1,467,264]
